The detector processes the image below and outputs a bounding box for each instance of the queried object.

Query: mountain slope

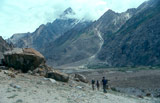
[8,8,80,53]
[45,21,94,66]
[98,0,160,66]
[44,9,136,67]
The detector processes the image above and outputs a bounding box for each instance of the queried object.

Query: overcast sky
[0,0,147,39]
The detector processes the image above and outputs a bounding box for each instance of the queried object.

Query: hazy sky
[0,0,147,39]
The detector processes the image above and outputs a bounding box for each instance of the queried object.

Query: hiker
[96,80,100,90]
[91,79,95,90]
[102,77,108,93]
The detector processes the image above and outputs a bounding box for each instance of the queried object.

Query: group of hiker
[91,77,108,93]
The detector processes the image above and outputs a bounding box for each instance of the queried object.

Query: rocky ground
[0,69,159,103]
[67,69,160,98]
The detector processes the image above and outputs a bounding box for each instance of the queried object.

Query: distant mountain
[60,7,76,19]
[98,0,160,67]
[8,7,82,53]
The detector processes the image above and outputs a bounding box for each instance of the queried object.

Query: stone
[74,78,80,82]
[7,94,18,99]
[37,81,44,85]
[146,93,151,97]
[111,87,117,92]
[0,69,1,72]
[137,95,144,99]
[8,73,16,78]
[33,67,47,76]
[49,78,56,83]
[4,70,9,74]
[74,74,88,83]
[46,70,69,82]
[76,86,83,89]
[27,70,33,75]
[9,67,15,72]
[16,99,23,103]
[3,48,45,73]
[10,83,21,89]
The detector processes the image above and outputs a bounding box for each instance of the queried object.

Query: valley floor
[0,70,159,103]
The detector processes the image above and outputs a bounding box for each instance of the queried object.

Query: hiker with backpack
[91,79,95,90]
[102,77,108,93]
[96,80,100,90]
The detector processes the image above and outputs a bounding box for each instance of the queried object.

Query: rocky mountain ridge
[98,0,160,67]
[44,7,137,67]
[7,8,87,54]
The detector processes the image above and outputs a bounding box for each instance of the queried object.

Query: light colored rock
[8,73,16,78]
[46,70,69,82]
[16,99,23,103]
[3,48,45,72]
[75,74,88,83]
[49,78,57,83]
[10,83,21,89]
[76,86,83,89]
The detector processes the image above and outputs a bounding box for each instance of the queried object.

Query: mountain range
[7,0,160,68]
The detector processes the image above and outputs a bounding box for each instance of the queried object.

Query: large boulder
[3,48,45,72]
[46,70,69,82]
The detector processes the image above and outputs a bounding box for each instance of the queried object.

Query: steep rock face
[98,0,160,66]
[93,9,136,36]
